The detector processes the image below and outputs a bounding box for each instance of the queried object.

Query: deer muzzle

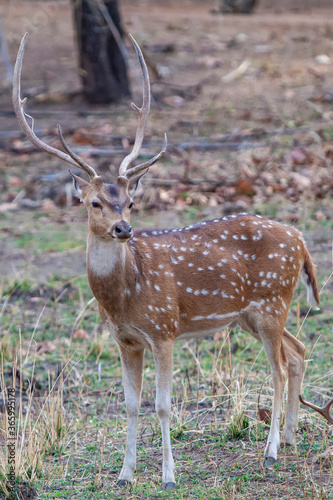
[110,221,133,241]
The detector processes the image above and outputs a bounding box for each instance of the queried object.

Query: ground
[0,1,332,499]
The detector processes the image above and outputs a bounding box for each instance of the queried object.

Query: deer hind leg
[117,345,144,485]
[153,340,176,490]
[239,313,287,464]
[282,328,305,445]
[258,320,288,465]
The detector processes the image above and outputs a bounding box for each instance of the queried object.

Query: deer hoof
[117,479,129,487]
[163,482,176,490]
[264,456,276,467]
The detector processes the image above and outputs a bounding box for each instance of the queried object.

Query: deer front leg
[153,340,176,490]
[117,346,144,485]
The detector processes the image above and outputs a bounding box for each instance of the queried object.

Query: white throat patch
[87,236,126,277]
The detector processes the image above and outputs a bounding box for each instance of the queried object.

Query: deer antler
[13,33,99,181]
[299,394,333,424]
[118,34,167,179]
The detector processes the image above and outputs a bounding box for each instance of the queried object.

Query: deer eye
[129,201,135,209]
[91,201,101,209]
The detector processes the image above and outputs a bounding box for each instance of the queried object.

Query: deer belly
[177,314,238,340]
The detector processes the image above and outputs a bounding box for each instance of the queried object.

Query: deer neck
[86,233,137,314]
[86,233,129,278]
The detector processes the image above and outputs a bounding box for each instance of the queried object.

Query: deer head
[13,33,167,243]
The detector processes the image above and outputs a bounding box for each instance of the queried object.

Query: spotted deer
[13,33,332,491]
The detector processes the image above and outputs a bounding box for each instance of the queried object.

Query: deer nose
[111,221,132,240]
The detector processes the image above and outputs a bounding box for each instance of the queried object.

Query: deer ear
[129,169,149,197]
[69,171,90,201]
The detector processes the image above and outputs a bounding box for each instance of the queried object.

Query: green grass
[13,226,85,253]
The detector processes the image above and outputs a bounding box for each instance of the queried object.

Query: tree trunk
[72,0,130,104]
[219,0,257,14]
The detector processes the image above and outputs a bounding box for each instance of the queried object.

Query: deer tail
[302,247,320,310]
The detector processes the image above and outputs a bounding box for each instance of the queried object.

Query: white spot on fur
[192,311,239,321]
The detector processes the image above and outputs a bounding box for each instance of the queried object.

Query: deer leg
[282,328,305,445]
[117,346,144,485]
[238,314,287,463]
[259,324,288,465]
[153,340,176,490]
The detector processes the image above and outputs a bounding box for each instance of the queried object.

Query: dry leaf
[36,341,56,354]
[73,328,89,340]
[235,180,256,197]
[41,198,58,211]
[163,96,185,108]
[258,408,271,423]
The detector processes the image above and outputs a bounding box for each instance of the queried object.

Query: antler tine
[57,125,99,180]
[13,33,99,180]
[118,34,158,178]
[125,133,167,179]
[299,394,333,424]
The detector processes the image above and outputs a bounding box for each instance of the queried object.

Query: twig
[222,59,251,83]
[305,100,333,127]
[71,296,96,335]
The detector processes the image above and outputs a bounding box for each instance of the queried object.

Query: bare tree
[72,0,130,103]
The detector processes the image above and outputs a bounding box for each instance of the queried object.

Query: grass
[0,212,332,499]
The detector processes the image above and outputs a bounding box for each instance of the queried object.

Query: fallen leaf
[198,56,223,69]
[315,211,326,221]
[0,202,18,213]
[8,176,23,187]
[315,54,330,65]
[288,147,307,165]
[291,172,311,191]
[73,328,89,340]
[36,341,56,354]
[235,179,256,197]
[41,198,58,211]
[163,95,185,108]
[258,408,271,423]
